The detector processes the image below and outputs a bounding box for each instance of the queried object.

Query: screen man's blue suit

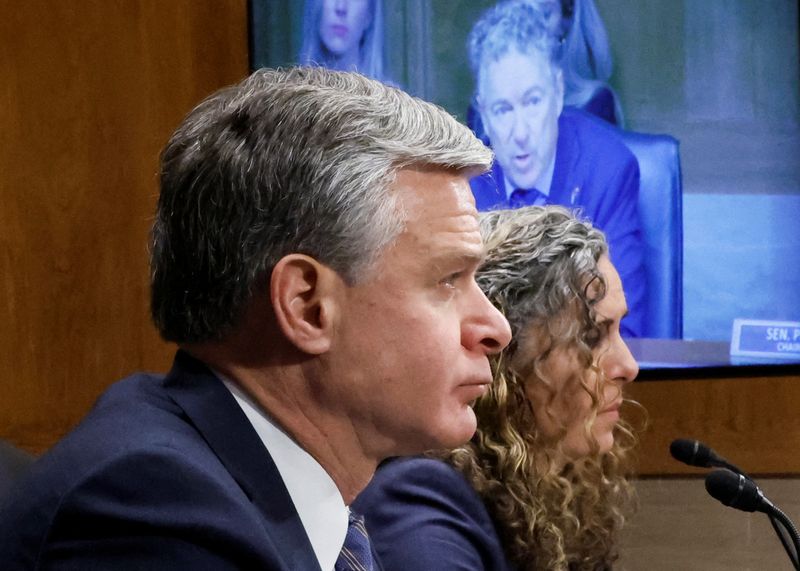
[471,108,646,337]
[0,351,328,570]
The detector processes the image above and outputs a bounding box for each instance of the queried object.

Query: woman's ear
[270,254,341,355]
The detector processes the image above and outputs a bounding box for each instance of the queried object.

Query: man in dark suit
[0,67,511,570]
[467,0,646,337]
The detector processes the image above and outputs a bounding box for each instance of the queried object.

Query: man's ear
[270,254,341,355]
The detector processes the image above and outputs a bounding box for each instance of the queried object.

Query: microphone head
[705,469,766,513]
[670,438,713,468]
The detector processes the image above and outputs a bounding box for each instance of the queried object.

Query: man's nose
[462,284,512,356]
[510,110,530,146]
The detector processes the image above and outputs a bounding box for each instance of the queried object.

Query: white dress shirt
[220,376,349,571]
[504,148,557,202]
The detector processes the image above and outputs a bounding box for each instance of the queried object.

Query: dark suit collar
[163,350,322,571]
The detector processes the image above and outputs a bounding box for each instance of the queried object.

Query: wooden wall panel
[628,372,800,476]
[1,1,798,482]
[0,1,248,453]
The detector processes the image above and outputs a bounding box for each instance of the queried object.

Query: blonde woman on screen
[299,0,387,81]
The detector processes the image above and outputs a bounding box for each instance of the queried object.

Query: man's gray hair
[468,0,562,94]
[151,66,492,343]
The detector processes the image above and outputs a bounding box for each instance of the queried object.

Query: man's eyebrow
[489,98,510,109]
[523,86,546,98]
[430,248,486,270]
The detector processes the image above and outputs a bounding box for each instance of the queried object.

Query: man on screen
[0,67,511,570]
[468,0,646,337]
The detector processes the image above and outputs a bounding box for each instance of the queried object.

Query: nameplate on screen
[730,319,800,360]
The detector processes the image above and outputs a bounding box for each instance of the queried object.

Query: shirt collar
[219,374,348,571]
[504,146,557,200]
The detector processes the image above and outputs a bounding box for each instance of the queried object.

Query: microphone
[705,469,800,570]
[704,468,773,513]
[669,438,744,474]
[670,439,800,570]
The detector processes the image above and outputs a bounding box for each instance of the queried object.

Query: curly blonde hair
[443,206,639,571]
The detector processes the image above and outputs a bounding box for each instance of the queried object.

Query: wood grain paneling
[627,373,800,476]
[0,1,248,453]
[1,1,799,482]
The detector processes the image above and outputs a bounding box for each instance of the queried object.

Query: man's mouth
[512,152,534,169]
[459,380,490,403]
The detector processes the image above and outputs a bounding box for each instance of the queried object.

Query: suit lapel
[164,351,322,571]
[550,109,583,207]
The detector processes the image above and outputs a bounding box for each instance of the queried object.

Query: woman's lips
[330,24,349,37]
[600,401,622,420]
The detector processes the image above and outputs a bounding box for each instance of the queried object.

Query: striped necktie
[509,187,545,208]
[334,512,375,571]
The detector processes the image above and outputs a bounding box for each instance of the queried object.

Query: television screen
[249,0,800,370]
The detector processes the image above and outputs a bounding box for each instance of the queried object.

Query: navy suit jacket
[353,457,514,571]
[0,351,329,570]
[470,108,646,337]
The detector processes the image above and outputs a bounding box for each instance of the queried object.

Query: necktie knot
[509,187,545,208]
[335,511,375,571]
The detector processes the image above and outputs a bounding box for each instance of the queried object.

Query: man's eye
[440,273,461,289]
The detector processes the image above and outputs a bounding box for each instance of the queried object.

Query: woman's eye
[585,327,604,348]
[591,321,614,348]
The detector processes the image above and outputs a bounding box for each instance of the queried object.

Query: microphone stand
[708,468,800,570]
[766,503,800,571]
[711,458,796,565]
[671,440,800,569]
[707,455,798,567]
[734,471,800,569]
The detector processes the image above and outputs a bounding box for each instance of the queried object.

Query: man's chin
[506,171,540,192]
[387,412,478,457]
[433,409,479,450]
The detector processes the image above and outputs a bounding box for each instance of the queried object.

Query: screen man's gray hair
[150,67,491,343]
[468,0,562,96]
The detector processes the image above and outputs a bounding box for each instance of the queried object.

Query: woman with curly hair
[353,205,640,571]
